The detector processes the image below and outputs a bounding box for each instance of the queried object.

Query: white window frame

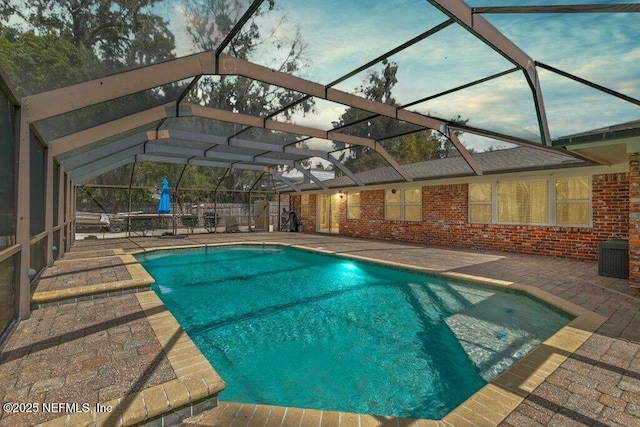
[468,177,591,227]
[468,183,493,224]
[385,188,422,222]
[552,177,592,227]
[347,192,361,220]
[497,179,549,225]
[301,194,311,217]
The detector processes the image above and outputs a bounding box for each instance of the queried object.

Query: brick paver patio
[1,232,638,426]
[0,295,176,426]
[34,255,132,292]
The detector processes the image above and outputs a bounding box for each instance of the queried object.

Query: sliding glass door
[317,194,340,234]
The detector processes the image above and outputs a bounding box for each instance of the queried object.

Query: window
[301,194,311,217]
[385,188,421,221]
[469,177,591,226]
[555,178,589,226]
[385,189,402,220]
[404,189,422,221]
[347,192,361,219]
[469,183,492,223]
[498,180,548,224]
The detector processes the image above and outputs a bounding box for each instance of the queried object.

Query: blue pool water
[137,245,570,419]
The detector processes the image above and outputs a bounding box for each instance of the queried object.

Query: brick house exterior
[290,171,629,261]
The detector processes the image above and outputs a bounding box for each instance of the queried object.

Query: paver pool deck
[1,232,639,426]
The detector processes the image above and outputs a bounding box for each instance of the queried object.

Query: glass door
[317,194,340,234]
[330,193,340,233]
[318,194,330,233]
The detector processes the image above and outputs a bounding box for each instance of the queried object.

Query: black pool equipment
[598,239,629,279]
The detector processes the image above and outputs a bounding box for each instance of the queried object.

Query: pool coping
[36,289,226,427]
[26,249,227,426]
[31,250,155,309]
[129,241,607,426]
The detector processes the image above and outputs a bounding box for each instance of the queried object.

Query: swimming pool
[137,244,570,419]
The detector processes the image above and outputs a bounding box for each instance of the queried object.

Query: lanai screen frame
[2,0,640,322]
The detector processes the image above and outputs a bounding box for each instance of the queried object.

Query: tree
[0,28,101,95]
[1,0,175,69]
[433,114,471,158]
[0,0,176,97]
[182,0,311,117]
[333,61,438,173]
[332,61,473,174]
[0,1,181,149]
[180,0,315,182]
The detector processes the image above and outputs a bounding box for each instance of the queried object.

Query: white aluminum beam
[69,145,145,180]
[425,0,552,145]
[474,4,640,14]
[270,171,301,192]
[294,161,329,190]
[61,132,149,169]
[440,125,482,175]
[50,104,171,156]
[23,53,216,122]
[215,56,483,173]
[189,158,271,172]
[16,108,31,319]
[74,157,135,185]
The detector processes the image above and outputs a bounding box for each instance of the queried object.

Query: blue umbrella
[157,177,171,214]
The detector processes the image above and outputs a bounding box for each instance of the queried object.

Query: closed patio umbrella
[158,177,171,214]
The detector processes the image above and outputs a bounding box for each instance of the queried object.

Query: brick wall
[290,194,317,232]
[629,154,640,287]
[592,172,630,242]
[339,172,629,261]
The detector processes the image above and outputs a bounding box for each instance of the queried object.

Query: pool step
[180,401,435,426]
[407,282,470,323]
[30,252,155,308]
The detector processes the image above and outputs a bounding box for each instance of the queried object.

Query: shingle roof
[295,146,587,191]
[554,119,640,146]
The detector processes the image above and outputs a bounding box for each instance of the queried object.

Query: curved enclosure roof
[2,0,639,191]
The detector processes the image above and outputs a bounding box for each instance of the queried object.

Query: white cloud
[165,1,639,147]
[168,3,196,56]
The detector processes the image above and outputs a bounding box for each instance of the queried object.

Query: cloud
[247,0,449,83]
[281,99,349,130]
[167,3,197,56]
[164,1,640,149]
